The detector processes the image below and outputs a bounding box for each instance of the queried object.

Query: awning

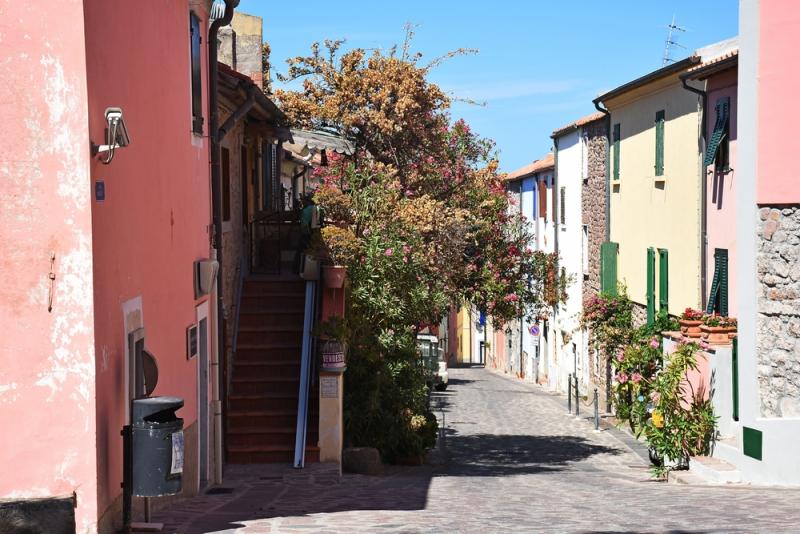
[286,129,355,156]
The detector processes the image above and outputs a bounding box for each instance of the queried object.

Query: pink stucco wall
[83,0,212,522]
[0,1,99,531]
[705,68,738,316]
[757,3,800,203]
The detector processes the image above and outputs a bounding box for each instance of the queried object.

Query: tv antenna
[662,15,687,66]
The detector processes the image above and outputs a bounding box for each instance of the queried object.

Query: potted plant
[700,315,737,344]
[319,226,358,289]
[678,308,704,338]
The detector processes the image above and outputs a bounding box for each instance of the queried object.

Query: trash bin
[131,396,184,497]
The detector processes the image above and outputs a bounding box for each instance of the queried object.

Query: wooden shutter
[706,248,729,315]
[612,123,620,181]
[732,336,739,421]
[658,248,668,314]
[241,146,249,226]
[190,13,203,134]
[221,148,231,221]
[538,178,547,219]
[655,110,665,176]
[600,241,618,296]
[646,247,656,324]
[705,97,730,167]
[559,187,566,225]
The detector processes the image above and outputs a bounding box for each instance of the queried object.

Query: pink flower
[631,373,643,384]
[616,372,629,384]
[384,248,393,256]
[649,337,660,349]
[650,391,661,403]
[699,341,710,350]
[503,293,519,302]
[615,352,625,362]
[403,245,411,254]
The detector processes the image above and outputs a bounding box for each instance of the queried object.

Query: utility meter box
[131,396,184,497]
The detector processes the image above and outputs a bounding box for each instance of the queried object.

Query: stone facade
[581,119,609,404]
[756,206,800,418]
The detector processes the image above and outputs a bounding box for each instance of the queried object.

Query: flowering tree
[276,33,565,460]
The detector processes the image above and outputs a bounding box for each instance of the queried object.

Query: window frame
[612,123,621,181]
[189,12,203,135]
[654,110,665,176]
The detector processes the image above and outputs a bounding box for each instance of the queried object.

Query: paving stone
[154,367,800,533]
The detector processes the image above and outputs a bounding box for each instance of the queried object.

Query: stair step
[231,376,299,395]
[229,393,299,411]
[240,295,305,313]
[238,329,303,345]
[227,409,317,429]
[233,361,300,378]
[243,280,305,294]
[227,427,318,448]
[239,312,304,328]
[688,456,743,484]
[226,445,320,465]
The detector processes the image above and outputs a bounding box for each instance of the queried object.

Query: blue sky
[237,0,738,172]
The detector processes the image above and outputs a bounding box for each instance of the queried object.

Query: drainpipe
[208,0,237,486]
[682,77,708,310]
[593,99,612,413]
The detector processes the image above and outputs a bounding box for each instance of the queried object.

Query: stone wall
[756,206,800,418]
[581,120,608,402]
[582,121,608,301]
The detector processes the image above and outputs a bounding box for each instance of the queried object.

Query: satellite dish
[141,349,159,397]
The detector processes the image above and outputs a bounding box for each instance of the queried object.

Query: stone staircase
[226,276,319,464]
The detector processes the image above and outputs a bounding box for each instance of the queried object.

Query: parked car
[417,334,448,391]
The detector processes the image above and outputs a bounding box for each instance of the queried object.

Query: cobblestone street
[155,367,800,533]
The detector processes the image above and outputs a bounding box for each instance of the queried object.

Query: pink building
[683,49,739,317]
[0,1,228,530]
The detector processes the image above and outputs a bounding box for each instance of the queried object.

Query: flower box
[322,264,346,289]
[678,319,703,338]
[700,325,736,345]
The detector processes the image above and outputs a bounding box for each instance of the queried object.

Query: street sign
[529,325,540,337]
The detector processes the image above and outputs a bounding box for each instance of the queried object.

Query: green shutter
[706,248,729,316]
[655,110,665,176]
[704,97,730,167]
[600,241,618,296]
[658,248,668,314]
[612,123,620,181]
[646,248,656,324]
[732,336,739,421]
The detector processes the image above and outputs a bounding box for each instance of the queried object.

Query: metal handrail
[231,255,245,355]
[293,280,317,468]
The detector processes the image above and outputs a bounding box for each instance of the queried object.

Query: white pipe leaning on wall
[210,248,223,485]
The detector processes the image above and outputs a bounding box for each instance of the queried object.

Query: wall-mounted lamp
[92,107,130,164]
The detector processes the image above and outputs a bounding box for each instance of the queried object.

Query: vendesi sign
[320,339,346,373]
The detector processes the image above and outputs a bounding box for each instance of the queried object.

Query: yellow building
[594,57,704,320]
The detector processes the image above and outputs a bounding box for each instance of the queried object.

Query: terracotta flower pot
[322,264,346,289]
[700,325,735,345]
[679,319,703,338]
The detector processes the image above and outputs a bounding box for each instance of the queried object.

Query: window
[705,97,730,171]
[221,148,231,221]
[612,123,620,181]
[550,175,556,222]
[655,110,665,176]
[600,241,618,295]
[538,178,547,219]
[706,248,729,316]
[189,13,203,134]
[559,187,566,225]
[658,248,669,314]
[646,247,656,324]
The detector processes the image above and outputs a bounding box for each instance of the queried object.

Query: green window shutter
[559,187,566,225]
[646,248,656,324]
[655,110,665,176]
[732,336,739,421]
[704,97,730,167]
[612,123,620,181]
[658,248,668,314]
[706,248,729,315]
[600,241,618,296]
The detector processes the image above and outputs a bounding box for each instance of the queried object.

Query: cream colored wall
[607,77,703,314]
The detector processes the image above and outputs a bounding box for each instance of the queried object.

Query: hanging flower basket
[322,264,346,289]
